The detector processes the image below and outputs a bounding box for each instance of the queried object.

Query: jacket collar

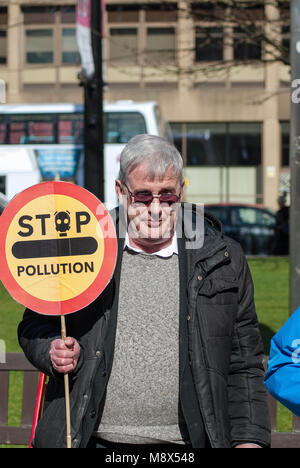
[176,203,230,279]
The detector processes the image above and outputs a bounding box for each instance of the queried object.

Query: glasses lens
[131,190,180,205]
[133,193,153,205]
[160,194,179,205]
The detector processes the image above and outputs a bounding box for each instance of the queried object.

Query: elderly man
[18,134,270,449]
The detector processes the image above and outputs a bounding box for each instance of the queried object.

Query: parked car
[205,203,276,255]
[0,192,8,215]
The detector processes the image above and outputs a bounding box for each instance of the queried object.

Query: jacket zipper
[73,311,110,447]
[189,275,216,448]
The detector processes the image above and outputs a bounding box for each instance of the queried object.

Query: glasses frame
[123,182,182,206]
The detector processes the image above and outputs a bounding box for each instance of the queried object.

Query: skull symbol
[55,211,71,237]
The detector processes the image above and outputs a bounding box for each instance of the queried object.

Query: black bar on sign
[12,237,98,259]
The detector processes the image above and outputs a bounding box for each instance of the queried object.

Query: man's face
[116,163,183,252]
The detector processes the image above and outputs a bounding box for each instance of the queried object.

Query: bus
[0,101,172,207]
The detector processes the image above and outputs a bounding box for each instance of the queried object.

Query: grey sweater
[96,248,188,444]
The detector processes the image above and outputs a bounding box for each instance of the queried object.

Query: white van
[0,147,40,201]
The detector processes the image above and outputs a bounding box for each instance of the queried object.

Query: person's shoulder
[224,234,244,253]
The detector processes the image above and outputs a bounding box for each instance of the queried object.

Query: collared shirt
[124,232,178,258]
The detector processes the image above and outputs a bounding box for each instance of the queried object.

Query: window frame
[145,26,177,65]
[233,24,263,62]
[107,5,177,67]
[0,7,7,66]
[170,121,262,167]
[194,25,224,62]
[60,26,81,66]
[0,28,7,65]
[108,25,139,65]
[23,7,79,68]
[192,2,266,65]
[25,26,55,65]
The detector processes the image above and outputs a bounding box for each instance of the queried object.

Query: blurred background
[0,0,292,256]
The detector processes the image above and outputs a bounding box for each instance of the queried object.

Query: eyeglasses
[123,183,181,206]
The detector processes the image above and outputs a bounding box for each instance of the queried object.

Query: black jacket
[18,204,270,448]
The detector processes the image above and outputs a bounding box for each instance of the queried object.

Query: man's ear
[115,179,124,204]
[180,181,185,201]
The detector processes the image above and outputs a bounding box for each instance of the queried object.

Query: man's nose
[148,197,162,215]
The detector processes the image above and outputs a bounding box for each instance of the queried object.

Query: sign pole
[84,0,104,200]
[61,316,72,448]
[61,315,72,449]
[290,0,300,314]
[76,0,104,200]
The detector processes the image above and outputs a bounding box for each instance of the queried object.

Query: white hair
[119,134,184,185]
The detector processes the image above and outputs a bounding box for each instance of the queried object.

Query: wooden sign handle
[61,315,72,449]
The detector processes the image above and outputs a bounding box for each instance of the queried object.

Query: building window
[107,4,177,67]
[146,28,175,64]
[61,6,77,24]
[0,175,6,194]
[26,29,54,64]
[233,26,262,61]
[192,3,264,65]
[23,6,79,66]
[192,2,227,22]
[0,30,6,64]
[185,123,226,166]
[195,27,223,62]
[0,7,7,65]
[170,122,261,167]
[23,6,56,25]
[110,28,138,64]
[229,123,261,165]
[62,28,80,64]
[281,121,289,167]
[145,4,177,22]
[282,25,290,64]
[107,5,139,23]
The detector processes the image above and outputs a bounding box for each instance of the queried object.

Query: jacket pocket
[198,277,238,306]
[197,278,238,337]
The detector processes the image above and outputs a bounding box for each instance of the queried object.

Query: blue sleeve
[264,307,300,417]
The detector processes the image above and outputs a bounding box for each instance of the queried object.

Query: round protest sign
[0,182,117,315]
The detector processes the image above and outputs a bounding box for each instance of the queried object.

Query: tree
[104,0,290,84]
[190,0,290,68]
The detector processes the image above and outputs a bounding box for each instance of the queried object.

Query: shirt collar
[124,232,178,258]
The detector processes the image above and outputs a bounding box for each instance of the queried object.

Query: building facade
[0,0,291,209]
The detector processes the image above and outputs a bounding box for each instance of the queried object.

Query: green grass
[249,257,292,432]
[249,257,290,355]
[0,283,25,448]
[0,282,24,353]
[0,257,293,445]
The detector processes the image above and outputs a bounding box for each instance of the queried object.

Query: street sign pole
[83,0,104,201]
[290,1,300,313]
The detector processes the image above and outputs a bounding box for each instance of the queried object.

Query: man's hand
[49,337,80,374]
